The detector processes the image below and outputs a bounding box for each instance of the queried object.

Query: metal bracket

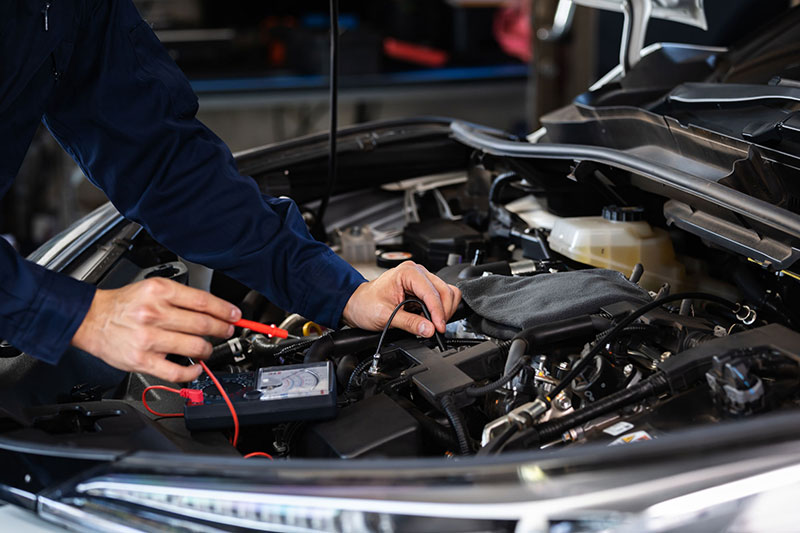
[570,0,706,75]
[619,0,652,74]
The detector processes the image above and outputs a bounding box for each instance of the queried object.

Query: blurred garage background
[1,0,794,256]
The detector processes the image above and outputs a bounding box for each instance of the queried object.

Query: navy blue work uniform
[0,1,366,364]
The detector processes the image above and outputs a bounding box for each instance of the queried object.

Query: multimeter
[183,361,337,431]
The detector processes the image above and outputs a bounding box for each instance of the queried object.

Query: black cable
[594,323,656,343]
[374,298,446,356]
[545,292,737,403]
[313,0,340,238]
[440,395,472,455]
[348,298,446,394]
[345,357,373,395]
[488,172,519,206]
[466,356,529,397]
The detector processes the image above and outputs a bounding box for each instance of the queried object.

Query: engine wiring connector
[367,352,381,376]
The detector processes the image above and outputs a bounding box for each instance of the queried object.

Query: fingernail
[227,325,235,337]
[418,322,432,337]
[230,307,241,321]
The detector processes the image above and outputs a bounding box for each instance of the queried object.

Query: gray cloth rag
[457,269,651,331]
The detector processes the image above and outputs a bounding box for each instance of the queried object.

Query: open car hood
[4,5,800,533]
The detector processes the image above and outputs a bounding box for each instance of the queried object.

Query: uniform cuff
[17,266,96,365]
[297,250,366,329]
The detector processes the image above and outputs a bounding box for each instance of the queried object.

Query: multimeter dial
[261,370,319,391]
[257,364,328,401]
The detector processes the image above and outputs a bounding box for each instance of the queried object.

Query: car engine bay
[7,21,800,455]
[13,150,799,462]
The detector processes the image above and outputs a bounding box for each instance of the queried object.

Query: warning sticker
[603,421,635,437]
[609,431,653,446]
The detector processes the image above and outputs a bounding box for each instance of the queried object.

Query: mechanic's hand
[71,278,241,383]
[341,261,461,337]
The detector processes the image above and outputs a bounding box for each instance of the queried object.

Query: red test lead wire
[198,360,240,447]
[142,386,202,417]
[142,361,273,459]
[243,452,274,459]
[141,365,238,446]
[233,319,289,339]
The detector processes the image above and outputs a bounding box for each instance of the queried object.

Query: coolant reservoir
[547,206,685,292]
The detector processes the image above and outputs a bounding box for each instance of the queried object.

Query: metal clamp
[735,304,757,326]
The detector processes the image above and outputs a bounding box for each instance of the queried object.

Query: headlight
[33,451,800,532]
[39,474,517,533]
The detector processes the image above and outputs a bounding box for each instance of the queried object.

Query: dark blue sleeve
[0,238,95,364]
[42,0,366,328]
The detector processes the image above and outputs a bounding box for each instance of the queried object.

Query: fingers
[74,282,230,384]
[393,309,436,338]
[159,308,235,339]
[146,330,213,360]
[423,270,461,321]
[145,278,241,322]
[451,284,462,315]
[145,357,203,383]
[398,262,447,332]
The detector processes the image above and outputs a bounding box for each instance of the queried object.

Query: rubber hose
[467,349,527,397]
[305,328,402,364]
[514,315,612,348]
[335,354,358,387]
[304,335,336,363]
[489,171,518,205]
[503,338,527,376]
[207,339,242,367]
[209,335,313,367]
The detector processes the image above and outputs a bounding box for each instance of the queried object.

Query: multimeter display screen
[256,362,331,401]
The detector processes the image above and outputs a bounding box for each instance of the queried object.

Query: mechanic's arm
[46,1,457,381]
[0,237,94,365]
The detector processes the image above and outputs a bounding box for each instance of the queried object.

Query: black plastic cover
[298,394,421,459]
[0,401,181,453]
[403,219,483,270]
